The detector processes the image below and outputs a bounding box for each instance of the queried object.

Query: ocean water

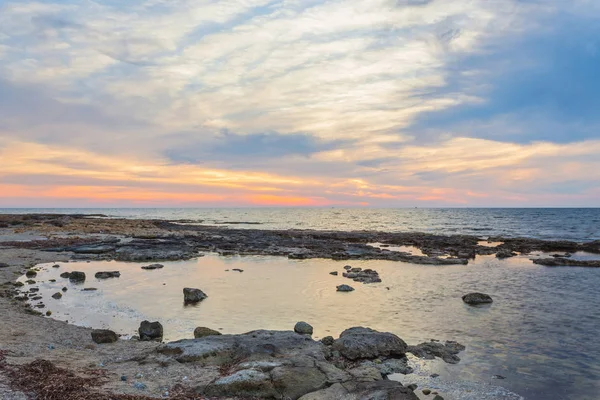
[22,250,600,400]
[2,208,599,241]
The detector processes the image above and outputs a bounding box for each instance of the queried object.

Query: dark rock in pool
[532,258,600,267]
[141,263,164,270]
[337,284,354,292]
[68,271,86,283]
[232,268,244,273]
[52,264,60,268]
[26,280,36,284]
[462,292,493,305]
[408,340,466,364]
[62,287,68,292]
[332,327,408,360]
[91,329,119,344]
[0,263,9,268]
[343,265,352,270]
[194,327,222,338]
[83,288,97,291]
[25,270,37,278]
[139,320,163,341]
[496,249,517,259]
[329,271,338,276]
[60,272,71,279]
[51,292,62,300]
[183,287,207,304]
[95,271,121,279]
[320,336,334,346]
[294,321,313,335]
[350,267,362,273]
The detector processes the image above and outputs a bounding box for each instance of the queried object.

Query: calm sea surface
[2,208,599,241]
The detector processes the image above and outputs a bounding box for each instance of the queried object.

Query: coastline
[1,213,596,399]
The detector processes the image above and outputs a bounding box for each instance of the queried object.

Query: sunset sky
[1,0,599,207]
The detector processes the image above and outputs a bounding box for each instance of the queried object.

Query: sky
[0,0,599,207]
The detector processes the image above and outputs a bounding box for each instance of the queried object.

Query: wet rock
[60,272,71,279]
[0,263,9,268]
[51,292,62,299]
[26,279,36,284]
[336,284,354,292]
[423,389,432,395]
[532,258,600,267]
[433,395,444,400]
[462,292,493,305]
[407,383,418,391]
[298,381,418,400]
[496,249,517,259]
[347,365,382,382]
[329,271,338,276]
[14,281,24,287]
[61,287,68,292]
[82,288,97,291]
[350,267,362,273]
[294,321,313,335]
[68,271,86,283]
[271,366,328,399]
[139,320,163,341]
[343,265,352,270]
[332,327,408,360]
[408,341,466,364]
[320,336,335,346]
[203,369,278,398]
[91,329,119,344]
[46,311,52,316]
[141,263,164,270]
[183,287,207,304]
[25,270,37,278]
[94,271,121,279]
[362,357,413,375]
[52,264,60,268]
[133,382,147,390]
[194,327,222,338]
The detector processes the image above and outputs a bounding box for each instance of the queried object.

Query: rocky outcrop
[94,271,121,279]
[408,340,466,364]
[532,258,600,267]
[141,263,164,270]
[342,267,382,284]
[332,327,408,361]
[496,249,517,259]
[462,292,493,305]
[298,381,418,400]
[294,322,313,335]
[68,271,86,283]
[139,320,163,341]
[194,327,221,338]
[91,329,119,344]
[183,287,207,304]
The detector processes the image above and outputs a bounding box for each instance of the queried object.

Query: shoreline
[1,213,595,399]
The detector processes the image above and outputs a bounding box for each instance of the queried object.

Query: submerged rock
[194,327,222,338]
[408,341,466,364]
[329,271,338,276]
[183,287,208,304]
[462,292,493,305]
[94,271,121,279]
[139,320,163,341]
[25,270,37,278]
[333,327,408,360]
[51,292,62,299]
[141,263,164,270]
[496,249,517,259]
[60,272,71,279]
[294,321,314,335]
[91,329,119,344]
[68,271,86,283]
[336,284,354,292]
[533,258,600,267]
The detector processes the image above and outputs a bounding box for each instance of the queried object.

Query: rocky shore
[1,213,599,399]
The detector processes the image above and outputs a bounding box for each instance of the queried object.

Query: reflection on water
[21,254,600,400]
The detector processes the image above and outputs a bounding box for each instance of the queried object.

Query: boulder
[462,292,493,305]
[91,329,119,344]
[271,366,328,399]
[194,327,222,338]
[320,336,335,346]
[183,287,208,304]
[51,292,62,299]
[141,263,164,270]
[139,320,163,341]
[25,270,37,278]
[68,271,86,283]
[94,271,121,279]
[332,327,407,360]
[203,369,278,398]
[60,272,71,279]
[408,341,465,364]
[294,321,314,335]
[496,249,517,259]
[336,284,354,292]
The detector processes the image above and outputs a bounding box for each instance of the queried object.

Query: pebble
[430,373,440,378]
[134,382,147,390]
[47,344,55,350]
[121,376,128,382]
[422,389,431,395]
[492,374,506,379]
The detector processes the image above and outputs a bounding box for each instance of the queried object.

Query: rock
[347,365,382,382]
[299,381,418,400]
[82,288,97,291]
[532,258,600,267]
[14,281,24,287]
[46,311,52,316]
[294,321,314,335]
[430,373,439,378]
[94,271,121,279]
[61,287,68,292]
[271,366,328,399]
[350,267,362,273]
[332,327,408,360]
[336,284,354,292]
[203,369,278,398]
[194,327,222,338]
[52,264,60,268]
[492,375,506,380]
[141,263,164,270]
[362,357,413,375]
[139,320,163,341]
[26,280,36,284]
[423,389,432,395]
[68,271,86,283]
[121,375,128,382]
[329,271,338,276]
[60,272,71,279]
[433,395,444,400]
[91,329,119,344]
[496,249,517,259]
[462,292,493,305]
[133,382,147,390]
[344,265,352,270]
[25,270,37,278]
[0,263,9,268]
[408,341,466,364]
[232,268,244,272]
[51,292,62,299]
[407,383,418,391]
[320,336,335,346]
[183,287,207,304]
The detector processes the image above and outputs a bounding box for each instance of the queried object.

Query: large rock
[336,284,354,292]
[294,321,313,335]
[94,271,121,279]
[332,327,408,360]
[408,341,465,364]
[91,329,119,344]
[194,327,221,338]
[141,263,164,270]
[183,287,207,304]
[139,320,163,341]
[298,381,418,400]
[68,271,86,283]
[203,369,279,398]
[462,292,493,305]
[271,366,328,399]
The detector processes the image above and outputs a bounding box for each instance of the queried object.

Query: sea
[5,208,600,400]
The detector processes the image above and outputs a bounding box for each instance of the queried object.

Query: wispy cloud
[0,0,598,206]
